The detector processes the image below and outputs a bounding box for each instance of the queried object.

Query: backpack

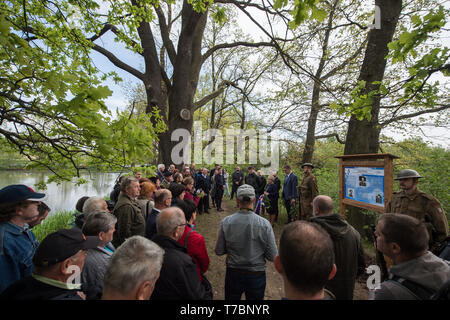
[436,236,450,261]
[430,279,450,300]
[391,275,450,300]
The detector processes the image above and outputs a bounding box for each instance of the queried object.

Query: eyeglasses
[173,223,186,231]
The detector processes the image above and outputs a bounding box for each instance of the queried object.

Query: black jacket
[195,174,211,194]
[256,175,267,196]
[274,176,281,193]
[110,183,121,204]
[310,214,366,300]
[231,171,244,188]
[245,172,259,192]
[145,208,160,240]
[0,276,83,300]
[151,234,208,300]
[214,174,225,188]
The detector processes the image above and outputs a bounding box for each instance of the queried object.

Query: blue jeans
[225,268,266,300]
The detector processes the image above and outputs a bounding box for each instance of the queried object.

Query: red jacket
[184,191,200,207]
[177,225,209,282]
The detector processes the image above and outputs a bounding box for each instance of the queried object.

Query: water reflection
[0,170,121,214]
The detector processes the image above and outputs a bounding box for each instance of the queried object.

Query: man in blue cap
[0,184,46,293]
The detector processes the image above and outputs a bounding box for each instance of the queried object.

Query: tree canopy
[0,0,448,185]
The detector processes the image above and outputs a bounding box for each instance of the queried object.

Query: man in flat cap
[298,163,319,221]
[0,185,46,293]
[215,184,277,300]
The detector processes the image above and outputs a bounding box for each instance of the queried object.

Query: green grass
[32,210,76,242]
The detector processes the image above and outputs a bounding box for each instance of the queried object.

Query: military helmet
[301,163,314,169]
[394,169,423,180]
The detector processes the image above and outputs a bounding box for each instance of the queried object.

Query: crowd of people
[0,164,448,301]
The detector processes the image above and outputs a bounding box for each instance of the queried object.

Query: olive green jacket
[112,191,145,248]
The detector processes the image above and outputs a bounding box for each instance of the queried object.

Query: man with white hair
[156,164,166,181]
[215,184,278,300]
[82,197,108,217]
[151,207,208,300]
[102,236,164,300]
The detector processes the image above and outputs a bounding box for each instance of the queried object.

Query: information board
[344,166,385,207]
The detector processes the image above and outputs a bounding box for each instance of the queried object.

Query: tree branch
[321,38,367,81]
[154,5,177,66]
[193,81,234,110]
[91,43,145,81]
[381,105,449,127]
[315,133,345,144]
[202,41,276,64]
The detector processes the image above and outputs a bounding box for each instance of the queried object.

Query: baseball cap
[237,184,256,201]
[0,184,46,204]
[33,228,99,267]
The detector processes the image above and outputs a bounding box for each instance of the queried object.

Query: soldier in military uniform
[297,163,319,220]
[386,169,449,253]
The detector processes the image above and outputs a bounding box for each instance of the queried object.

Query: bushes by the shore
[32,210,75,242]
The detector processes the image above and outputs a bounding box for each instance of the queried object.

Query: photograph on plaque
[344,167,385,207]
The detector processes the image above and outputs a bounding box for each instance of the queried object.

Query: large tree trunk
[158,1,208,165]
[344,0,402,155]
[344,0,402,232]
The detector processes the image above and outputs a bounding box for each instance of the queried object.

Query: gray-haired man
[102,235,164,300]
[215,184,278,300]
[151,207,208,300]
[81,211,117,300]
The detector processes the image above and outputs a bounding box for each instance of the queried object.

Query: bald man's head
[312,195,334,217]
[278,221,335,295]
[156,207,186,239]
[154,189,171,208]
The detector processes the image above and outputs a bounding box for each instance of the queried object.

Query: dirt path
[196,197,369,300]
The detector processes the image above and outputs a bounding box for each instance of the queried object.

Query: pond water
[0,170,121,214]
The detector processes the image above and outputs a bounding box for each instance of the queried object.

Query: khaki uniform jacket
[298,172,318,220]
[112,191,145,248]
[386,189,448,250]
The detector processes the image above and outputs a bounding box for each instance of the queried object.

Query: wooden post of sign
[383,154,394,209]
[339,157,346,218]
[335,153,399,219]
